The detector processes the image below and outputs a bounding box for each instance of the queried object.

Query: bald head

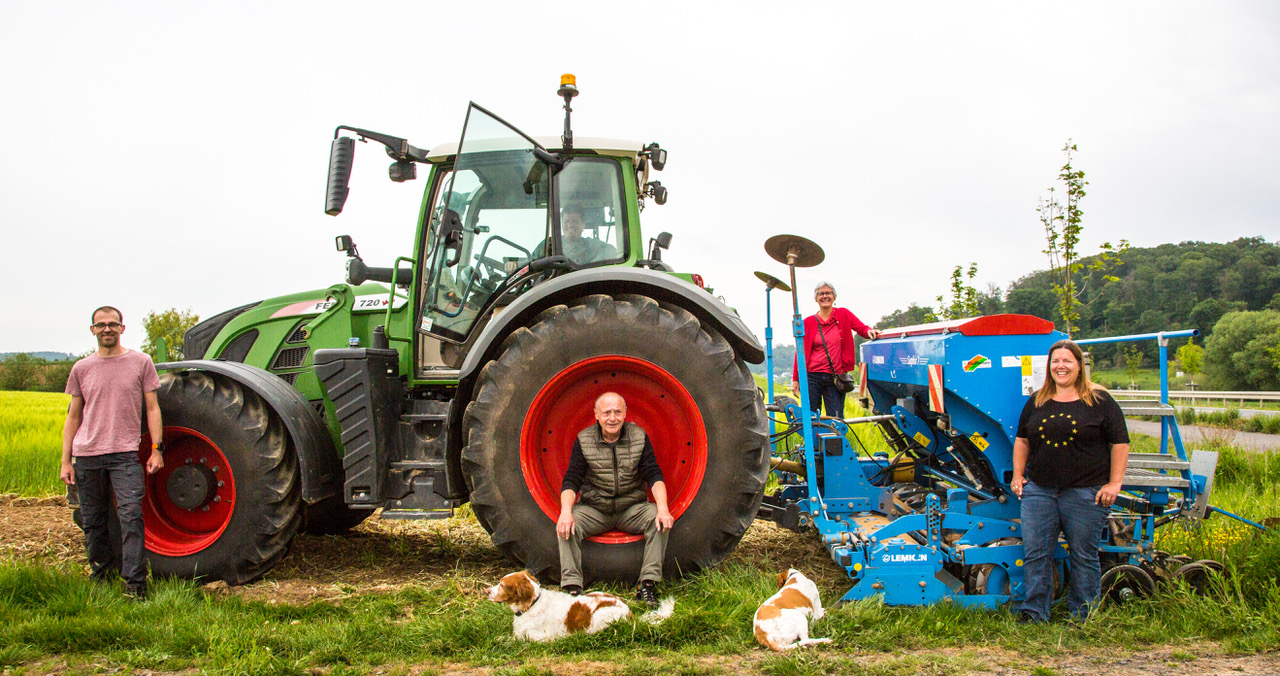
[594,392,627,441]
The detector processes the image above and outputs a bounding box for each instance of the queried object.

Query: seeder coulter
[754,234,1265,607]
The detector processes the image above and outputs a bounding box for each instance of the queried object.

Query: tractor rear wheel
[461,294,769,584]
[144,371,301,585]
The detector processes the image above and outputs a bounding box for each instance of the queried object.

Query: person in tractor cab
[790,282,880,417]
[559,207,618,265]
[556,392,673,608]
[61,306,165,600]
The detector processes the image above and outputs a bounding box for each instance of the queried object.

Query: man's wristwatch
[152,441,166,454]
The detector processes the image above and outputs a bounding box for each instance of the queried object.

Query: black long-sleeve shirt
[560,427,664,493]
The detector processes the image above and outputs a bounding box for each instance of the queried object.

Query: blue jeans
[75,452,147,590]
[805,372,845,417]
[1019,481,1109,621]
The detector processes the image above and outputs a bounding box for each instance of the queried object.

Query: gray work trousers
[558,501,667,587]
[74,452,146,589]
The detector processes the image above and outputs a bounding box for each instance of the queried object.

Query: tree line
[875,237,1280,390]
[0,309,199,392]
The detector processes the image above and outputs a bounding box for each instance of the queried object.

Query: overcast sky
[2,1,1277,355]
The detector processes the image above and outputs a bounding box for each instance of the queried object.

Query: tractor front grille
[270,346,310,370]
[285,322,309,344]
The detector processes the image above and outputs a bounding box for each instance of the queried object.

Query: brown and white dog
[486,571,674,642]
[753,568,832,651]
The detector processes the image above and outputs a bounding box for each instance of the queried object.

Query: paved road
[1125,418,1280,451]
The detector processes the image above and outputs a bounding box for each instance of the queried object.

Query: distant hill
[875,237,1280,363]
[0,352,78,362]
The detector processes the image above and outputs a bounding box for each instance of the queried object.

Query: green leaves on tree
[1038,140,1129,335]
[142,308,200,362]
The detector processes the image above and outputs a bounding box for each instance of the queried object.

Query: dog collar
[514,592,541,616]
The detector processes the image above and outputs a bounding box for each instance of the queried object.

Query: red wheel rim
[138,426,236,556]
[520,355,708,544]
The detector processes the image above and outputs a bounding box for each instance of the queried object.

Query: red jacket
[792,307,873,381]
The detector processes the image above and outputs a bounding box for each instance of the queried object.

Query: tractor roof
[426,136,644,163]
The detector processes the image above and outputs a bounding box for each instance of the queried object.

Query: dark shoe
[636,580,658,609]
[90,568,119,583]
[563,584,582,597]
[1016,611,1038,624]
[124,585,147,601]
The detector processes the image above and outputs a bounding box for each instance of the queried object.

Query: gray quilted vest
[576,421,649,514]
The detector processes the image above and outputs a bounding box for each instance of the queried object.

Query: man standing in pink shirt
[62,306,164,600]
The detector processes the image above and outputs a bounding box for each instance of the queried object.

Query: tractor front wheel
[144,371,301,585]
[461,294,770,584]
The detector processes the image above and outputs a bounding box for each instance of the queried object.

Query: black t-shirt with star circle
[1016,390,1130,488]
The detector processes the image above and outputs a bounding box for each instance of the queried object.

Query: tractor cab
[416,104,638,344]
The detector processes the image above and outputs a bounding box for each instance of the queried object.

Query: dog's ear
[776,571,788,588]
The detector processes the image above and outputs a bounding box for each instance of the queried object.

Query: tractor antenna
[558,73,578,153]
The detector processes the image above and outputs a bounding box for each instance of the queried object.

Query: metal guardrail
[1111,389,1280,408]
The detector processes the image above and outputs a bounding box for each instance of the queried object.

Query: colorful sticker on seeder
[912,431,932,448]
[963,355,991,372]
[969,432,989,451]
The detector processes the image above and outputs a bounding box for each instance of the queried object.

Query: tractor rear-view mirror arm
[334,125,430,164]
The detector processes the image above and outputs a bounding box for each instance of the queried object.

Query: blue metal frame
[761,319,1264,608]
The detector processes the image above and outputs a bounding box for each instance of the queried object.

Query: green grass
[0,391,69,496]
[1171,407,1280,434]
[3,522,1279,673]
[4,383,1279,671]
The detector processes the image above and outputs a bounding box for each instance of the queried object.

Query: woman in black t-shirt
[1010,339,1130,624]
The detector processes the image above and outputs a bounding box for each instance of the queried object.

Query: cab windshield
[418,106,550,343]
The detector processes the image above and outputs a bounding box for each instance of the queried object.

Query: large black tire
[144,371,301,585]
[461,293,770,584]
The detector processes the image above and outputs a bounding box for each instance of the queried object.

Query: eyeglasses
[91,322,123,331]
[816,292,834,298]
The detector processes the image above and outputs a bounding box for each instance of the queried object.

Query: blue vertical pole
[765,288,775,404]
[764,287,777,454]
[1158,333,1170,455]
[793,311,823,518]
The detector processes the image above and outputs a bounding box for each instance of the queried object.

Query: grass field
[0,391,68,496]
[3,389,1280,673]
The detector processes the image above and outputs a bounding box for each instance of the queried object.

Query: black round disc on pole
[753,270,792,292]
[764,234,825,268]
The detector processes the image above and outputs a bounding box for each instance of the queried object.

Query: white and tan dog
[487,571,674,642]
[753,568,832,651]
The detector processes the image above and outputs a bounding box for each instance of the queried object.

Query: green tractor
[144,77,769,585]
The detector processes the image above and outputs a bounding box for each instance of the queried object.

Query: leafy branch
[1039,140,1129,335]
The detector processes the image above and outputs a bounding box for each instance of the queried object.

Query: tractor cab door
[417,105,552,344]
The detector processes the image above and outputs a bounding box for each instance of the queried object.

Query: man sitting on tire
[557,392,673,608]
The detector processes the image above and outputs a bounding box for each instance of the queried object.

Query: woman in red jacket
[790,282,879,416]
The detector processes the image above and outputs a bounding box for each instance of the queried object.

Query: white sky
[2,1,1278,354]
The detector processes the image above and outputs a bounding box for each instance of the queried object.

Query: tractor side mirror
[325,136,356,216]
[335,235,354,252]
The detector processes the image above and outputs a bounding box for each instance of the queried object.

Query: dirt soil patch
[4,495,1277,675]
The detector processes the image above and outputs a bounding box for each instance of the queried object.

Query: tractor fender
[155,359,342,504]
[458,267,765,384]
